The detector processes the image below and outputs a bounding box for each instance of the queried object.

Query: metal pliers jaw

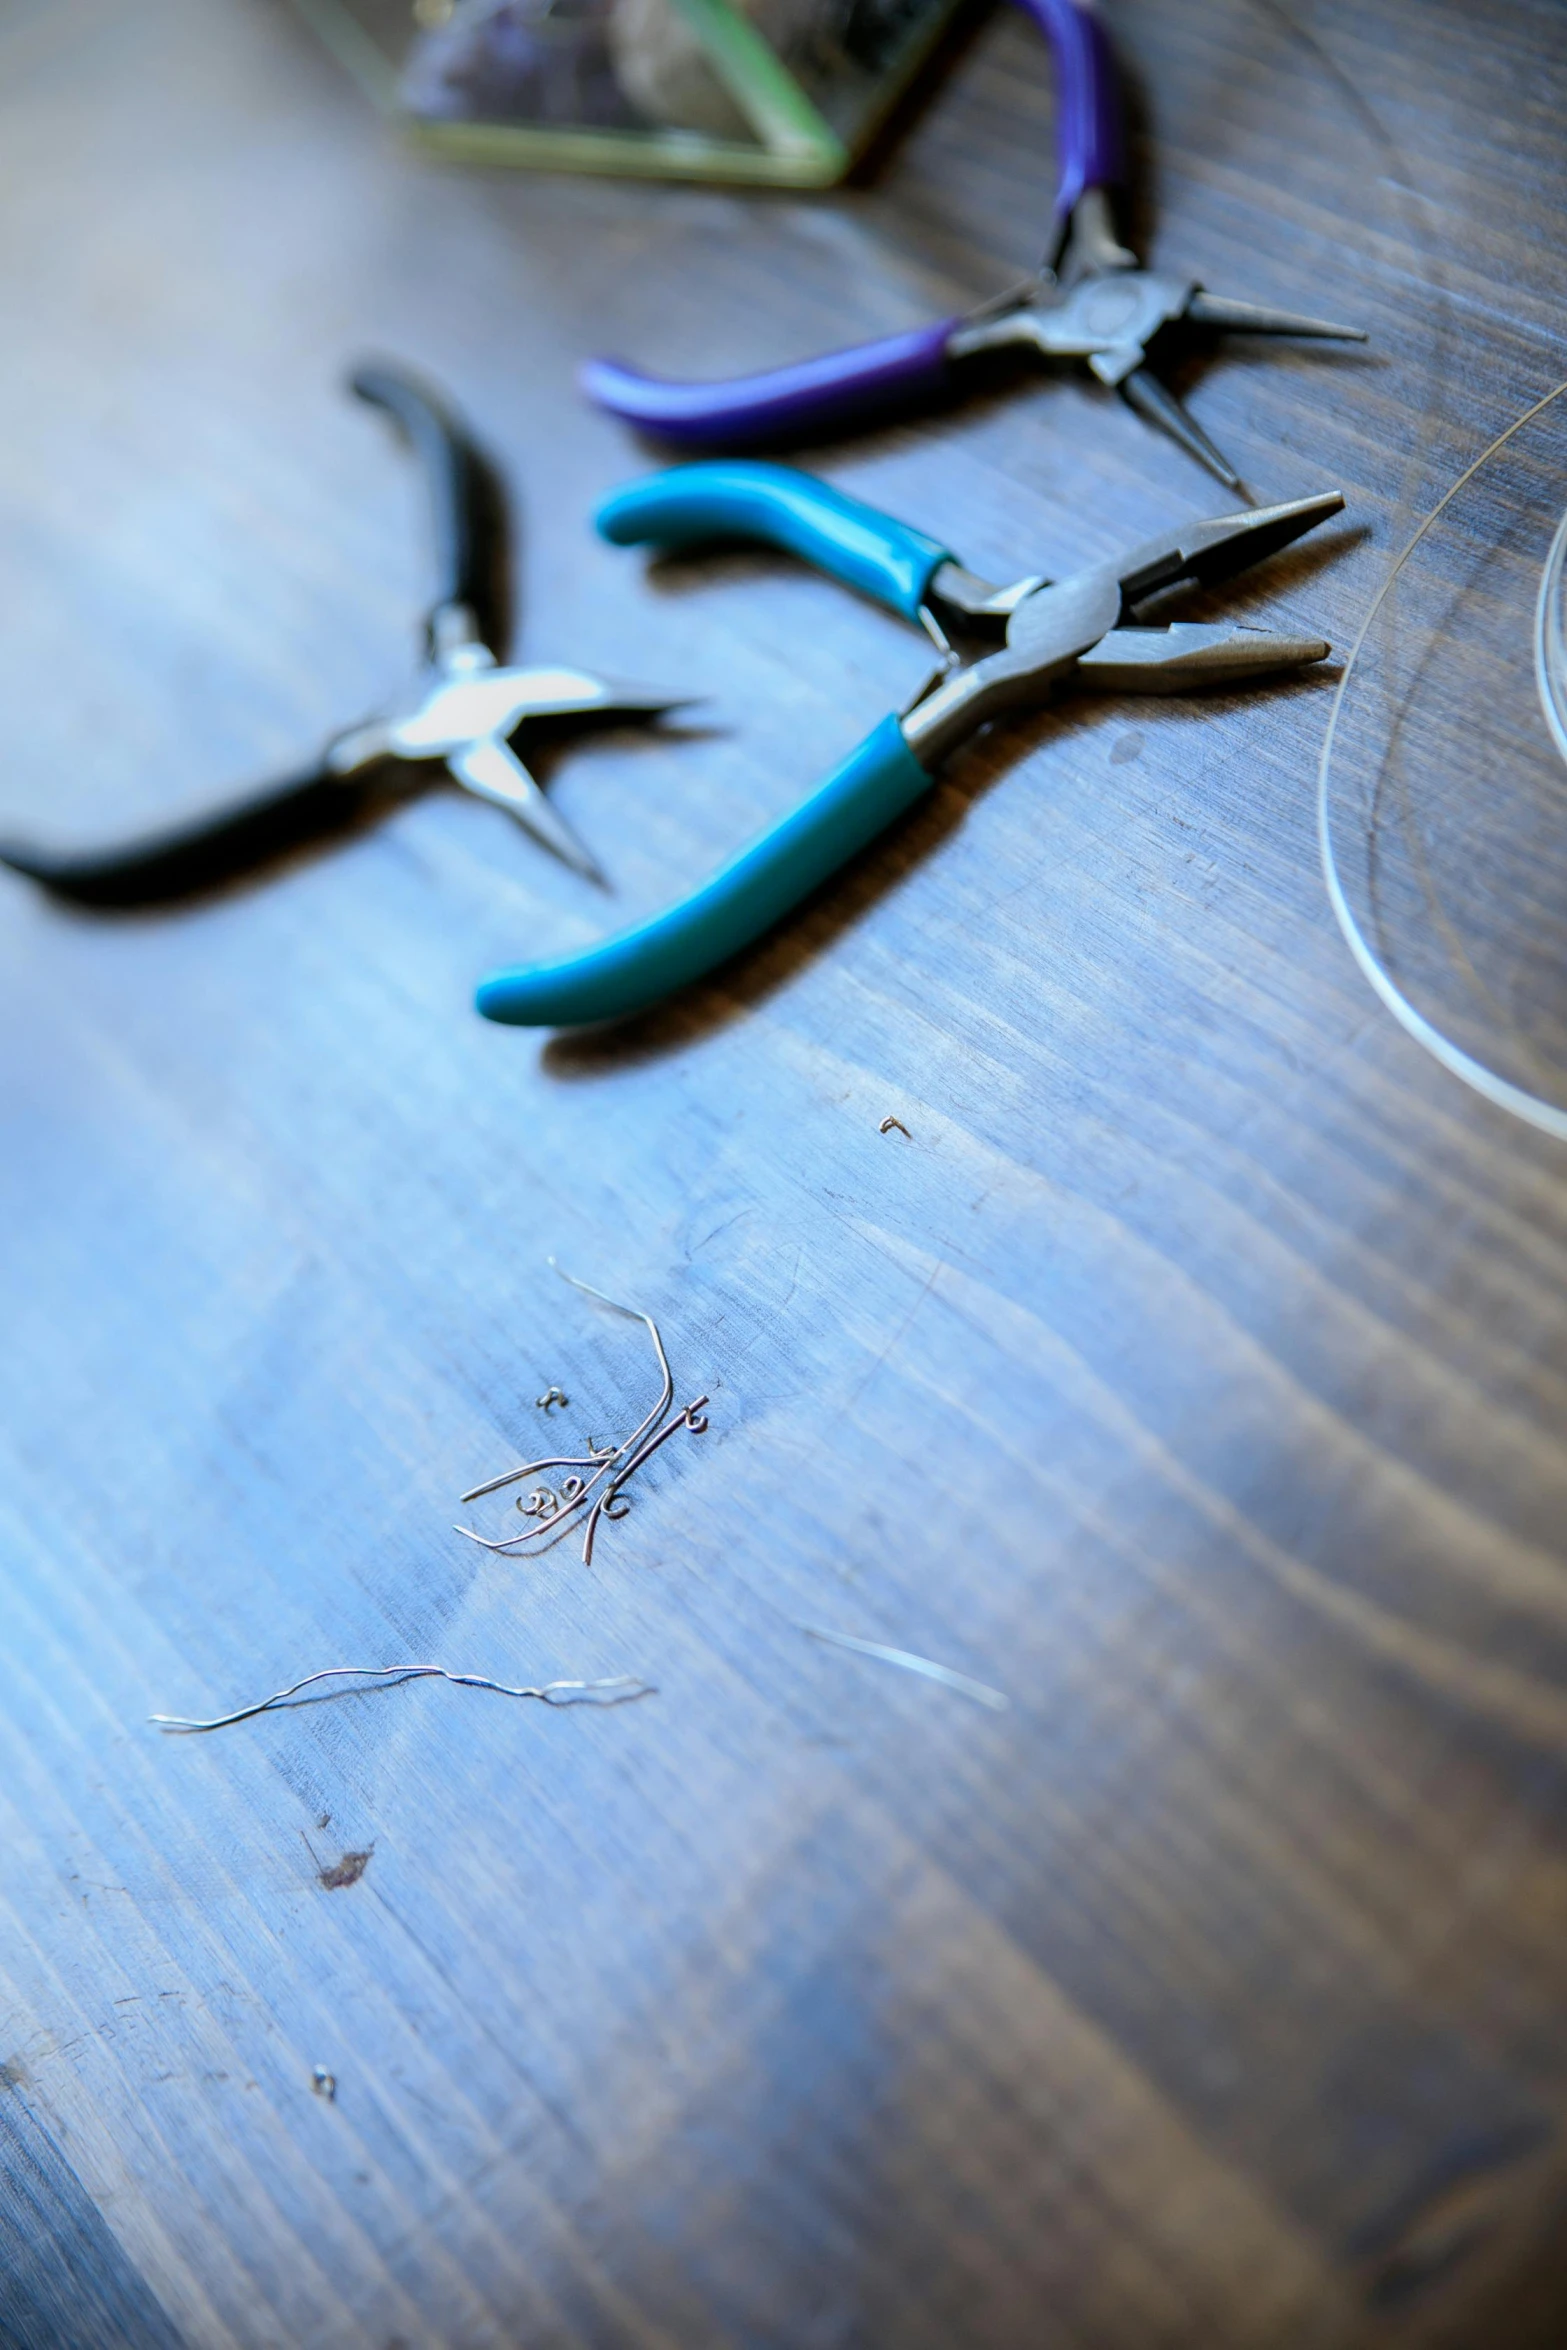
[323,592,678,886]
[0,366,683,908]
[904,489,1340,766]
[476,462,1342,1029]
[949,249,1367,492]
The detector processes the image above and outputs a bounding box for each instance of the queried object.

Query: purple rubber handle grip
[1012,0,1124,219]
[580,0,1122,444]
[580,318,959,445]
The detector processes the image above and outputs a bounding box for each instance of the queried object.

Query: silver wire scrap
[801,1624,1008,1711]
[151,1665,654,1734]
[455,1262,708,1564]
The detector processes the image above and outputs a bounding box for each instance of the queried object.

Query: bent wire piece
[455,1260,708,1563]
[152,1665,653,1734]
[476,463,1344,1030]
[0,364,687,907]
[581,0,1367,487]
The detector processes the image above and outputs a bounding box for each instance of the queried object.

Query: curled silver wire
[581,1397,708,1565]
[455,1262,705,1564]
[151,1665,654,1734]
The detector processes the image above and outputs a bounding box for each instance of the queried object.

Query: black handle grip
[349,362,491,632]
[0,760,400,908]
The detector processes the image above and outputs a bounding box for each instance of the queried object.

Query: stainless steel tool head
[325,610,690,883]
[901,490,1343,766]
[948,234,1367,492]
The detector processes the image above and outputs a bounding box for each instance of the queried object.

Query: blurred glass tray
[293,0,967,182]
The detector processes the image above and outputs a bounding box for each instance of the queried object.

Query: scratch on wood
[848,1260,944,1410]
[780,1242,802,1318]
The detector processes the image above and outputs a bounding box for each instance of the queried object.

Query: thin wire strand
[460,1447,613,1508]
[453,1464,609,1557]
[152,1666,654,1735]
[800,1624,1009,1711]
[550,1260,675,1463]
[454,1262,675,1552]
[1318,381,1567,1141]
[462,1394,705,1562]
[582,1398,708,1565]
[456,1263,696,1563]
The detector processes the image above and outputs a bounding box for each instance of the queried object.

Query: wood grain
[2,0,1567,2341]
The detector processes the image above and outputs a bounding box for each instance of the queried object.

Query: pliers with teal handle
[475,461,1343,1029]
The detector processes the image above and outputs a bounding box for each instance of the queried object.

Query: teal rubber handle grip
[477,713,933,1027]
[595,462,956,625]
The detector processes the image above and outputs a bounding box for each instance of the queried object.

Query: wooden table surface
[3,1,1567,2342]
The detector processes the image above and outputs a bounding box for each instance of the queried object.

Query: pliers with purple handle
[581,0,1365,489]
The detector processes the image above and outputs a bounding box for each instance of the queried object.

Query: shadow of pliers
[0,364,684,907]
[581,0,1366,489]
[474,459,1344,1027]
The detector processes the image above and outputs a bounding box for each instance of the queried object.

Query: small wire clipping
[801,1625,1008,1711]
[152,1665,654,1735]
[456,1261,708,1565]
